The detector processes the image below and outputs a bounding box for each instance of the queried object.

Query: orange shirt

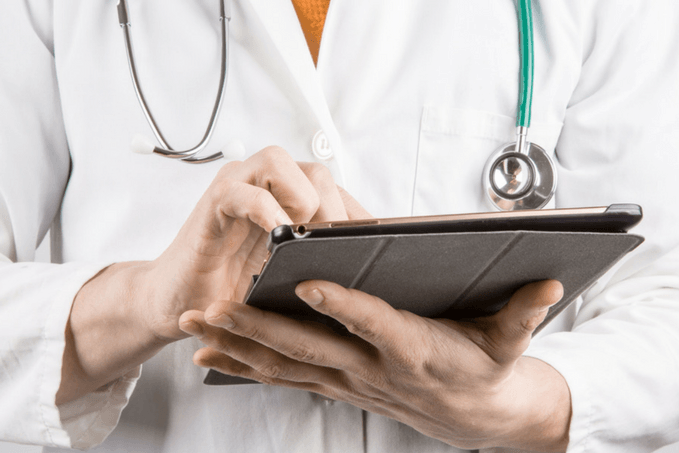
[291,0,331,65]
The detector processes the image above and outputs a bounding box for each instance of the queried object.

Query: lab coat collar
[243,0,346,185]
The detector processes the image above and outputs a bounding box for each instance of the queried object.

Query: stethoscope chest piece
[479,0,558,211]
[483,140,557,211]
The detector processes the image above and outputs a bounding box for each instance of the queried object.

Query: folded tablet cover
[204,230,643,385]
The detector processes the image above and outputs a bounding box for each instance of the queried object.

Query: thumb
[481,280,563,365]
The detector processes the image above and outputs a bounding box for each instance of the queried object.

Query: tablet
[205,204,644,385]
[248,203,642,325]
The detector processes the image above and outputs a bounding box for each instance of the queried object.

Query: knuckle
[304,163,333,186]
[392,348,420,373]
[240,323,267,343]
[248,146,293,187]
[294,191,320,221]
[209,177,241,212]
[288,344,321,363]
[213,334,234,355]
[359,366,388,389]
[259,145,290,163]
[520,317,538,333]
[258,362,285,380]
[216,160,242,181]
[345,317,380,342]
[258,375,275,386]
[208,171,233,198]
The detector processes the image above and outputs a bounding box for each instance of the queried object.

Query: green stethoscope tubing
[516,0,534,128]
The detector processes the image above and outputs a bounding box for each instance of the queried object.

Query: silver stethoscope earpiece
[482,0,557,211]
[117,0,231,163]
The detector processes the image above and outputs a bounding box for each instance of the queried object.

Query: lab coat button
[312,130,333,160]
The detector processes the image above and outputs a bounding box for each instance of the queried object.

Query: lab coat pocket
[412,106,563,215]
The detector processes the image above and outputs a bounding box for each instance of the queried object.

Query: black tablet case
[204,230,643,385]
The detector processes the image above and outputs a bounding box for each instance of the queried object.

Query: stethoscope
[116,0,557,210]
[481,0,557,210]
[117,0,230,163]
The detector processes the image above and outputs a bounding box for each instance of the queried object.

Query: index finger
[295,280,411,353]
[230,147,321,223]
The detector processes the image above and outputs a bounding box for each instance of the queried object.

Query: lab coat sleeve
[0,1,140,449]
[524,1,679,451]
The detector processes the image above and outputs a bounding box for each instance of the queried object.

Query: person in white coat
[1,0,679,452]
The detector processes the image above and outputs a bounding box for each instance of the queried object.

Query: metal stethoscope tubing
[482,0,557,211]
[117,0,230,163]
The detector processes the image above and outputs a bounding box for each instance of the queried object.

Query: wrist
[498,357,572,452]
[58,261,171,405]
[72,261,169,348]
[124,260,183,346]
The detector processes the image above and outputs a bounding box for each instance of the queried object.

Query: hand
[58,146,370,405]
[139,146,369,342]
[179,279,571,451]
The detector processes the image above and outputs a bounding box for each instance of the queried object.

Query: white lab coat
[1,0,679,452]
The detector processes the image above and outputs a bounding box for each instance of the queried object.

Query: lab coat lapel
[243,0,346,185]
[243,0,324,115]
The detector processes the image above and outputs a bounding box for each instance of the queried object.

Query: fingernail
[296,288,324,305]
[206,314,235,330]
[179,320,204,338]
